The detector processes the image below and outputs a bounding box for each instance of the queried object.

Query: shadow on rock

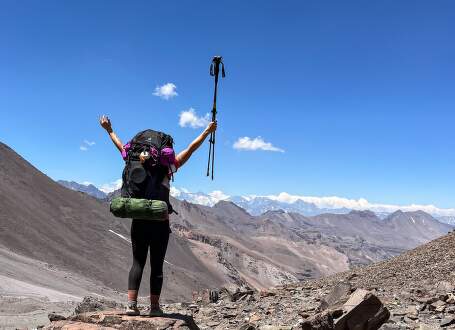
[162,313,200,330]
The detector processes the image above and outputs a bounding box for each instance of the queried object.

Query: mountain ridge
[57,180,107,199]
[1,141,453,328]
[64,181,455,225]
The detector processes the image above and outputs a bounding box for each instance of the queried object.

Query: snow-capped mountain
[170,188,351,216]
[229,195,350,216]
[169,188,455,224]
[437,216,455,226]
[56,181,455,225]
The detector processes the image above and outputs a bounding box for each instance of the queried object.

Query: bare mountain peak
[387,209,434,221]
[348,210,378,218]
[57,180,107,199]
[213,200,252,216]
[389,210,405,217]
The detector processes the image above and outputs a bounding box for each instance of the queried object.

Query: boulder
[334,289,390,330]
[319,282,352,311]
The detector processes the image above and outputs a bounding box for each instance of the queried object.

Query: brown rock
[260,290,277,298]
[44,321,117,330]
[250,313,262,322]
[44,310,199,330]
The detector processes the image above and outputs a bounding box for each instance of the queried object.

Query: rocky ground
[43,231,455,329]
[41,226,455,330]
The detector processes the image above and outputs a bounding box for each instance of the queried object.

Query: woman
[100,115,217,316]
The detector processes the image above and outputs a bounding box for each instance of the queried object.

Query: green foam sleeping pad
[110,197,168,221]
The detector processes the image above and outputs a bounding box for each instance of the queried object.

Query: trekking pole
[206,56,225,180]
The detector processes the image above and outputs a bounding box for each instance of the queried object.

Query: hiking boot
[148,304,164,317]
[125,301,140,316]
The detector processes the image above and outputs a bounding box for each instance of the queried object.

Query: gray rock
[419,324,438,330]
[436,281,454,294]
[378,323,402,330]
[446,293,455,304]
[74,296,122,314]
[301,310,334,330]
[334,289,390,330]
[48,313,66,321]
[441,317,455,327]
[430,300,446,312]
[319,281,352,311]
[416,297,439,305]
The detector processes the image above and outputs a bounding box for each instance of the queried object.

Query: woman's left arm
[176,121,217,168]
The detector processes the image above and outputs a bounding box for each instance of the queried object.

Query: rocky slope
[0,142,235,328]
[1,141,453,329]
[45,231,455,329]
[0,142,226,301]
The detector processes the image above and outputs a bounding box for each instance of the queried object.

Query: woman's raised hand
[205,121,217,134]
[100,115,113,132]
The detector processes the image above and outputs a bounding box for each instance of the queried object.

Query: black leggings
[128,219,170,296]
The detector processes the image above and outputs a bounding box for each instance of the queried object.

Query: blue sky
[1,1,454,209]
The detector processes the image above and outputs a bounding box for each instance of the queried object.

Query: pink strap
[121,142,131,160]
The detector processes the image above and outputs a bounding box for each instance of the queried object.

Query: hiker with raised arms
[100,115,217,316]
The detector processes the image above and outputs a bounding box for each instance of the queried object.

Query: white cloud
[170,186,181,197]
[80,139,96,151]
[82,181,93,186]
[153,83,178,100]
[84,140,96,146]
[263,192,455,217]
[170,186,229,206]
[99,179,123,194]
[233,137,284,152]
[179,108,210,128]
[209,190,230,201]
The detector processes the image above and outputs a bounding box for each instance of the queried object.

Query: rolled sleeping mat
[110,197,168,221]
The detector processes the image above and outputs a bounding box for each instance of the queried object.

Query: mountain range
[57,180,107,199]
[1,141,453,328]
[58,182,455,225]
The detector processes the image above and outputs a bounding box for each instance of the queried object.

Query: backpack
[120,129,176,213]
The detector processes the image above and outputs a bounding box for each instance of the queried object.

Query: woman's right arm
[99,115,124,153]
[176,121,217,168]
